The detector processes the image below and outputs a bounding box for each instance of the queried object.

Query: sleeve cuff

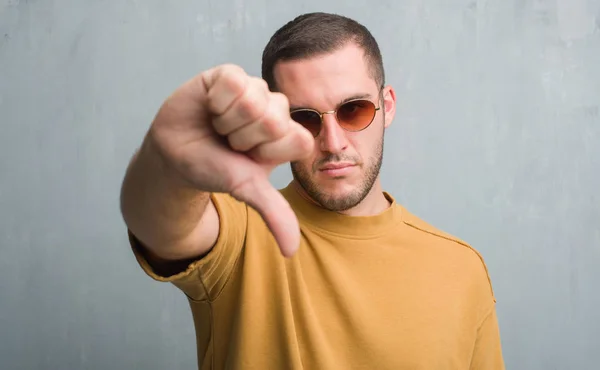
[126,192,248,301]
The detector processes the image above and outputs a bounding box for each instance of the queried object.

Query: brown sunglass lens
[337,100,376,131]
[291,110,321,137]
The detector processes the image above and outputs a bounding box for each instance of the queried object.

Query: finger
[227,93,290,152]
[248,122,315,164]
[203,64,250,116]
[211,77,270,136]
[230,175,300,257]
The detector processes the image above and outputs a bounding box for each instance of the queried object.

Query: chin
[304,177,369,212]
[291,161,377,212]
[315,177,356,195]
[316,187,366,212]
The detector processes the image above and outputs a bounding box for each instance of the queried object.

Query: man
[120,12,504,370]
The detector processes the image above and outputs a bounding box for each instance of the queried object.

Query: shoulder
[399,205,496,299]
[400,205,478,255]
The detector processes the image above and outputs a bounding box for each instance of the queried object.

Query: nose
[318,112,348,154]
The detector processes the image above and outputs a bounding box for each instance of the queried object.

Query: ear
[381,85,396,128]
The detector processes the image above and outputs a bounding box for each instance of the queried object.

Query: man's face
[273,43,396,212]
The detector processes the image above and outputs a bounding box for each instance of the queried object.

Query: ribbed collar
[280,183,402,239]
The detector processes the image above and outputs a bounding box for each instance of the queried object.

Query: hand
[149,64,315,257]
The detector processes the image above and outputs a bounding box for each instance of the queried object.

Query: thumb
[230,175,300,258]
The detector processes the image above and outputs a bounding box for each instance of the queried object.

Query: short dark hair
[261,12,385,91]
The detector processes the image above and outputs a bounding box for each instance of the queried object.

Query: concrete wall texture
[1,0,599,369]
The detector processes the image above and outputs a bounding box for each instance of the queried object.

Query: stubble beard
[291,131,384,212]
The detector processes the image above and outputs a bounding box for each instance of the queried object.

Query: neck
[291,179,391,217]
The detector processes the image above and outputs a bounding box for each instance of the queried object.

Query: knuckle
[249,145,271,164]
[207,66,249,115]
[260,117,284,139]
[261,99,290,139]
[218,64,246,80]
[236,79,270,120]
[227,134,247,152]
[220,71,247,97]
[257,78,269,91]
[237,91,267,122]
[272,92,290,111]
[210,116,230,136]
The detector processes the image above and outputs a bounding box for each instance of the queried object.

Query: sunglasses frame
[290,93,383,137]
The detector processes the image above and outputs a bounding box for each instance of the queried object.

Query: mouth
[318,162,356,177]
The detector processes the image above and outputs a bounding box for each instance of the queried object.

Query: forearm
[120,133,211,254]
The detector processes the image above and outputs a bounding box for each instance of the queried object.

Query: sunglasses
[290,98,381,137]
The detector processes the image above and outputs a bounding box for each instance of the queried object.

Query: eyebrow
[289,92,373,111]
